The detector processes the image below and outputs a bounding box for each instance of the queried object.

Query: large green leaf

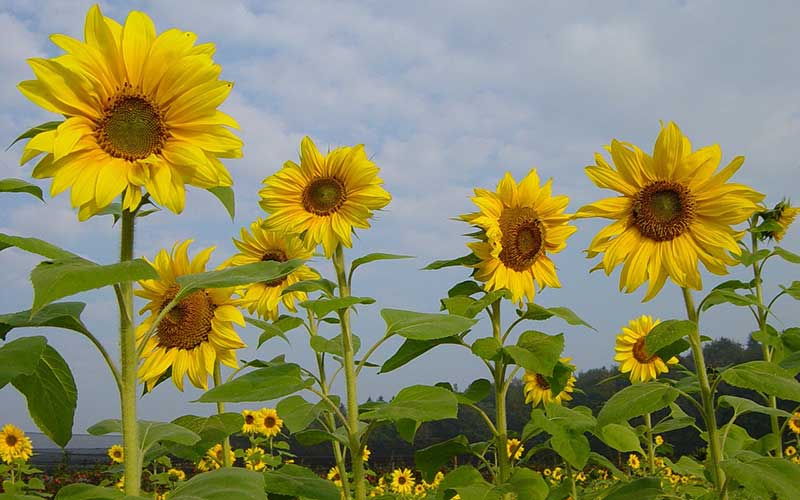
[0,233,79,260]
[196,363,312,403]
[470,337,503,361]
[281,278,336,297]
[718,395,792,418]
[88,420,200,454]
[782,281,800,301]
[0,302,91,341]
[722,456,800,499]
[381,308,477,340]
[458,378,492,404]
[53,484,125,499]
[276,396,323,433]
[171,467,266,500]
[504,331,564,376]
[301,296,376,318]
[262,464,340,500]
[8,120,62,149]
[0,336,47,388]
[349,252,413,283]
[603,477,663,500]
[597,382,678,426]
[597,423,644,454]
[499,468,548,500]
[167,413,243,460]
[206,186,235,220]
[701,288,761,312]
[247,315,303,347]
[517,303,594,329]
[0,178,43,201]
[775,247,800,264]
[310,333,361,356]
[550,430,590,469]
[414,435,472,481]
[30,258,157,314]
[175,260,302,302]
[721,361,800,401]
[379,336,461,373]
[12,344,77,447]
[360,385,458,422]
[643,320,695,358]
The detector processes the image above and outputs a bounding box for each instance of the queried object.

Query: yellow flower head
[414,484,426,496]
[244,447,266,471]
[759,200,799,242]
[167,468,186,481]
[221,219,320,320]
[390,468,415,495]
[615,315,679,383]
[523,357,577,407]
[786,445,797,457]
[257,408,283,438]
[107,444,124,464]
[135,240,247,391]
[433,471,444,486]
[543,468,552,477]
[507,438,524,460]
[241,409,260,434]
[203,443,234,469]
[362,445,371,463]
[627,454,640,470]
[552,466,563,481]
[575,122,764,301]
[461,169,576,304]
[17,5,241,220]
[327,466,343,487]
[259,136,391,257]
[0,424,33,464]
[789,412,800,434]
[655,435,664,446]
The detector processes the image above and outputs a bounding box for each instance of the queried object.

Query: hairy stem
[491,300,511,488]
[645,412,655,475]
[213,363,232,468]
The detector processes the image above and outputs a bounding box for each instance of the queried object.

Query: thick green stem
[491,301,511,486]
[645,413,655,475]
[682,287,726,500]
[213,363,232,467]
[332,245,366,500]
[119,209,141,496]
[567,463,579,500]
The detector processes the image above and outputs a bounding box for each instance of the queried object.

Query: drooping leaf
[701,288,761,312]
[597,382,679,426]
[276,396,323,433]
[414,435,472,481]
[424,253,480,270]
[718,395,792,418]
[721,361,800,401]
[380,336,461,373]
[722,456,800,500]
[349,253,413,282]
[0,233,80,260]
[0,336,47,388]
[381,309,477,340]
[516,303,594,329]
[0,302,91,341]
[207,186,235,220]
[360,385,458,423]
[8,121,62,149]
[197,363,312,403]
[504,331,564,376]
[774,247,800,264]
[597,423,644,454]
[175,260,303,302]
[88,420,200,454]
[310,333,361,357]
[301,296,375,318]
[281,278,337,297]
[262,464,340,500]
[643,320,695,358]
[0,178,43,201]
[171,467,266,500]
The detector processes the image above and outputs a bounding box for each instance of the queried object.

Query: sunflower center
[113,450,122,458]
[302,177,347,216]
[96,91,168,162]
[632,181,695,242]
[245,415,255,425]
[261,249,289,287]
[398,477,407,485]
[498,207,545,272]
[632,338,657,363]
[157,285,216,350]
[264,416,277,428]
[535,373,550,390]
[5,435,18,447]
[332,473,340,481]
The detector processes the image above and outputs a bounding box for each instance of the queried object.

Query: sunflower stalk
[118,209,141,496]
[644,412,655,475]
[490,300,512,489]
[681,287,726,500]
[212,363,232,468]
[332,245,366,500]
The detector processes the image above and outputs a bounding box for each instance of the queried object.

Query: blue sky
[1,0,798,439]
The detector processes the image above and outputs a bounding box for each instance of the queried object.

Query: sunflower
[0,424,33,463]
[628,454,641,470]
[244,447,266,471]
[259,136,391,257]
[614,315,679,383]
[17,5,241,220]
[785,446,797,457]
[655,435,664,446]
[167,468,186,481]
[390,468,415,495]
[461,169,576,304]
[257,408,283,438]
[507,437,524,460]
[327,466,343,487]
[575,122,764,300]
[203,443,235,469]
[414,484,426,496]
[107,444,124,464]
[789,412,800,434]
[522,357,577,407]
[760,200,799,242]
[222,218,319,320]
[241,409,260,434]
[135,240,246,391]
[362,445,371,462]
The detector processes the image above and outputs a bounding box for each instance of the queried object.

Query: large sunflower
[17,5,241,220]
[135,240,246,391]
[259,136,391,257]
[522,357,576,407]
[0,424,33,464]
[614,315,678,383]
[575,122,763,300]
[221,218,319,319]
[461,169,576,304]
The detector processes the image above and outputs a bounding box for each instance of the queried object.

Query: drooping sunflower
[17,5,241,220]
[257,408,283,438]
[167,468,186,481]
[0,424,33,463]
[135,240,246,391]
[759,200,799,242]
[390,468,415,495]
[507,438,524,460]
[575,122,764,300]
[461,169,576,304]
[327,466,343,487]
[244,447,266,471]
[221,218,319,320]
[202,443,235,470]
[241,409,259,434]
[522,357,577,407]
[107,444,124,464]
[788,412,800,434]
[614,315,679,383]
[259,136,391,257]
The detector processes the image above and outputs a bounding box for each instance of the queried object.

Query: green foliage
[276,396,324,433]
[171,467,266,500]
[722,456,800,499]
[643,320,695,359]
[504,331,564,376]
[0,233,79,260]
[380,336,461,373]
[301,296,376,318]
[597,382,679,426]
[197,363,313,403]
[206,186,235,220]
[414,435,472,481]
[88,420,200,454]
[0,302,91,340]
[602,477,663,500]
[348,252,413,283]
[53,484,127,499]
[0,336,47,388]
[516,303,595,329]
[360,385,458,423]
[0,178,43,201]
[174,260,302,302]
[381,308,477,340]
[262,464,341,500]
[721,361,800,401]
[7,120,62,149]
[166,413,243,460]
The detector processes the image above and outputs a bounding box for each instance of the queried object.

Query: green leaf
[721,361,800,401]
[775,247,800,264]
[207,186,235,220]
[0,233,79,260]
[293,429,342,446]
[459,379,492,404]
[603,477,663,500]
[0,302,91,341]
[545,404,597,433]
[12,345,76,447]
[651,416,695,434]
[782,327,800,353]
[88,420,200,454]
[381,309,477,340]
[597,382,679,426]
[53,484,124,499]
[504,331,564,376]
[437,466,492,499]
[0,179,43,201]
[349,253,413,281]
[471,337,503,360]
[301,296,375,318]
[588,452,626,480]
[643,320,695,358]
[500,468,548,500]
[171,467,266,500]
[722,456,800,500]
[380,336,461,373]
[30,258,157,314]
[415,435,472,481]
[517,303,594,329]
[175,261,302,302]
[701,288,760,312]
[718,395,792,418]
[597,424,644,454]
[197,363,312,403]
[448,280,483,297]
[281,278,336,297]
[0,336,47,388]
[550,431,590,469]
[167,413,243,461]
[246,316,294,347]
[276,396,322,433]
[310,333,361,357]
[424,253,480,270]
[94,202,122,223]
[8,121,62,149]
[396,418,420,444]
[262,464,340,500]
[360,385,458,422]
[781,281,800,301]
